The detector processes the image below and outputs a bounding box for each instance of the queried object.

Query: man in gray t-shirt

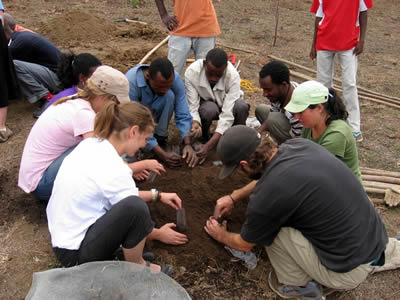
[205,125,400,299]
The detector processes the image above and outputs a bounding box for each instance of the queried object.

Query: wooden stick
[139,35,170,64]
[362,175,400,185]
[361,168,400,178]
[216,42,259,55]
[365,187,386,194]
[358,90,400,105]
[273,0,280,47]
[363,181,400,193]
[125,19,147,25]
[235,60,241,70]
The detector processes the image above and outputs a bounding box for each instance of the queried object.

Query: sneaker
[0,126,13,142]
[33,99,50,118]
[352,131,363,142]
[268,270,325,300]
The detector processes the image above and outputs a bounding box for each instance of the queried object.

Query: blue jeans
[32,146,76,202]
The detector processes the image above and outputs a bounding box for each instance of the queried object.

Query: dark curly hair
[57,52,102,89]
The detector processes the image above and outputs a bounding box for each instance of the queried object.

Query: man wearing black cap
[204,125,400,300]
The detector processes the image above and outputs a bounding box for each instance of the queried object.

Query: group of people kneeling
[15,47,400,299]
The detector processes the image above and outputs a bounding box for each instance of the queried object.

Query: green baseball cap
[217,125,261,179]
[285,80,329,113]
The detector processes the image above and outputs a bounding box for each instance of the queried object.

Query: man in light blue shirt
[126,58,198,167]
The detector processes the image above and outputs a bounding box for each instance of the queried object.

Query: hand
[309,46,316,60]
[144,159,166,175]
[162,152,182,168]
[195,143,209,165]
[157,223,188,245]
[161,15,179,31]
[133,169,149,181]
[353,41,364,56]
[190,121,202,138]
[182,145,199,168]
[204,217,227,243]
[160,192,182,210]
[214,195,234,219]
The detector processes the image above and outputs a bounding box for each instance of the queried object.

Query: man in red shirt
[310,0,373,142]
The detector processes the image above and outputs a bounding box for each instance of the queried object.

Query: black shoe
[33,99,50,118]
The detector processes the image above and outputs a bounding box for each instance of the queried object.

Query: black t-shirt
[241,138,388,273]
[9,31,61,73]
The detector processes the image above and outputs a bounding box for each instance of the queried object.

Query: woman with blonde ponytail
[18,66,131,202]
[46,101,184,275]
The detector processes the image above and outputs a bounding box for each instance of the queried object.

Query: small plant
[131,0,137,8]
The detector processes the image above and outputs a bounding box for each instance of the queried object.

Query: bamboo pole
[139,35,170,64]
[273,0,280,47]
[365,187,386,194]
[361,168,400,178]
[363,181,400,193]
[362,175,400,185]
[125,19,147,25]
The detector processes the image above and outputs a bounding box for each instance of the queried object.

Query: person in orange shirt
[155,0,220,74]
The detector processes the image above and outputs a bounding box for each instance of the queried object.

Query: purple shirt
[46,86,78,108]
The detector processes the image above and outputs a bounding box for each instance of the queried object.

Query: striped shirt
[271,82,302,138]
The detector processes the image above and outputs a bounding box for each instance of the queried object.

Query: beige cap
[90,65,130,104]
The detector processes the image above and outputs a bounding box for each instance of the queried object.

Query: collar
[136,64,150,88]
[198,63,227,91]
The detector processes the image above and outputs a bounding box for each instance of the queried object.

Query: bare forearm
[147,228,160,240]
[205,132,221,151]
[231,180,257,202]
[220,231,254,252]
[359,11,368,43]
[154,0,168,18]
[312,17,322,46]
[139,191,152,202]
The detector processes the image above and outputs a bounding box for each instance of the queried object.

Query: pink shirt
[18,99,96,193]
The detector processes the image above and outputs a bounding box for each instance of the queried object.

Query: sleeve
[319,131,347,159]
[310,0,321,13]
[215,71,241,135]
[104,173,139,206]
[240,181,295,246]
[184,68,202,125]
[286,112,303,137]
[360,0,373,10]
[125,68,140,101]
[173,73,192,140]
[72,109,95,137]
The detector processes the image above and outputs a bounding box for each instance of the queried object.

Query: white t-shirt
[46,138,139,250]
[18,98,95,193]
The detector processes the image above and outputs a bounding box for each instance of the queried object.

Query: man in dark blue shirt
[3,13,61,117]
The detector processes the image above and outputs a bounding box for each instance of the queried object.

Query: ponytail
[323,89,348,125]
[94,101,155,139]
[57,52,102,89]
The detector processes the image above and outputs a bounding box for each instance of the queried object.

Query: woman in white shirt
[47,101,181,274]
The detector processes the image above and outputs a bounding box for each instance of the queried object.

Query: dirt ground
[1,0,399,299]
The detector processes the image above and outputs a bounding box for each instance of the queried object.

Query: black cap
[217,125,261,179]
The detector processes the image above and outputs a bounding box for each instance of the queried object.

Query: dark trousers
[0,23,19,107]
[53,196,155,267]
[199,98,249,139]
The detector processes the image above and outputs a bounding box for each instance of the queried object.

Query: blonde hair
[94,101,155,139]
[247,134,278,173]
[52,79,117,106]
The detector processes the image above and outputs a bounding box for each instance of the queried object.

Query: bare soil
[0,0,399,299]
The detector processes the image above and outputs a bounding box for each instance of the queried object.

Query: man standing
[310,0,373,142]
[3,13,62,117]
[154,0,220,74]
[205,125,400,299]
[255,61,302,144]
[125,57,198,168]
[185,48,249,163]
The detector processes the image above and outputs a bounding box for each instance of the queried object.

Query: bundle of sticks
[361,167,400,206]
